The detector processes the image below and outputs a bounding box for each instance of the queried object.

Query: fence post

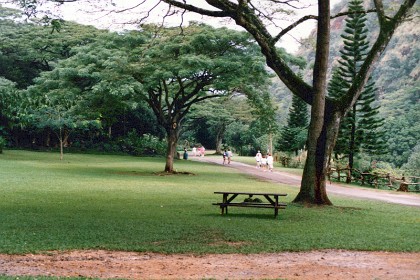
[337,168,341,182]
[346,166,351,184]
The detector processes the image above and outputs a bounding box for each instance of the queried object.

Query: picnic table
[213,191,287,218]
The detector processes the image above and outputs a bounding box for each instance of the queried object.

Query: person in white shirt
[261,155,267,171]
[227,149,233,164]
[267,153,274,172]
[255,150,262,168]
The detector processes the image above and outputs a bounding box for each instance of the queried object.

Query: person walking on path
[261,155,267,171]
[222,150,227,165]
[267,153,274,172]
[227,149,233,164]
[255,150,262,168]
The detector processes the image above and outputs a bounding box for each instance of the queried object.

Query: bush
[276,151,306,168]
[120,131,167,156]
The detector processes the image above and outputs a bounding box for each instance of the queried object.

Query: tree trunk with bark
[215,123,226,154]
[294,107,342,204]
[164,123,181,173]
[293,1,332,204]
[157,0,417,203]
[58,127,69,161]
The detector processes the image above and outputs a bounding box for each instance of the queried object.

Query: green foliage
[224,122,253,155]
[0,7,106,89]
[380,107,420,167]
[185,98,237,151]
[401,144,420,176]
[277,93,308,154]
[120,131,167,156]
[0,78,19,129]
[297,1,419,168]
[0,150,419,254]
[328,0,385,167]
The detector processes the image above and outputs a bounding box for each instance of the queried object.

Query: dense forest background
[0,0,418,175]
[272,0,419,173]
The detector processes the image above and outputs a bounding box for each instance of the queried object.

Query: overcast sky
[6,0,342,53]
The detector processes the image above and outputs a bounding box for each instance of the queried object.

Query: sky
[5,0,342,53]
[66,0,342,53]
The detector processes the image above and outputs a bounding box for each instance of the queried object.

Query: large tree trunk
[164,124,180,173]
[347,105,357,183]
[294,107,342,204]
[215,136,223,154]
[293,0,332,205]
[59,139,64,161]
[215,123,225,154]
[160,0,417,204]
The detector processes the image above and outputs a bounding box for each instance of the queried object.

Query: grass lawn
[0,150,419,254]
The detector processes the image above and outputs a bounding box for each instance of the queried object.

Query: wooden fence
[327,166,420,192]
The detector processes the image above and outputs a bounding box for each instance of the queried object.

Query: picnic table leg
[274,195,279,217]
[222,193,228,215]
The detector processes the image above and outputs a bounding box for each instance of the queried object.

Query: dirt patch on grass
[1,250,419,279]
[155,171,196,176]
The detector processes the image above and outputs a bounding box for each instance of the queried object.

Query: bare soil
[1,250,420,279]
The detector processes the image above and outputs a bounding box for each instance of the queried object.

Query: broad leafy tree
[23,30,144,141]
[0,78,20,136]
[0,6,106,89]
[6,0,417,204]
[150,0,417,204]
[132,24,271,172]
[186,98,236,154]
[25,66,103,159]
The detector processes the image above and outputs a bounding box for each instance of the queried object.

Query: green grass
[0,150,419,254]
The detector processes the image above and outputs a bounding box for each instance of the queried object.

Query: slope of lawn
[0,150,419,254]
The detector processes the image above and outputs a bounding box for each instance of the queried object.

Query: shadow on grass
[203,213,285,220]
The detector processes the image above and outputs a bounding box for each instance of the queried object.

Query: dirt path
[1,156,419,279]
[192,156,420,207]
[1,250,420,280]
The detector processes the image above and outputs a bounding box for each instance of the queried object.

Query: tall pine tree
[278,92,308,155]
[328,0,385,172]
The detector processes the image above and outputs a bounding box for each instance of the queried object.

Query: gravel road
[192,155,420,207]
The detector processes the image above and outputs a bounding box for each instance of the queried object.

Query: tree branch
[273,15,317,43]
[273,9,377,43]
[338,0,417,112]
[373,0,387,27]
[161,0,230,17]
[331,8,377,20]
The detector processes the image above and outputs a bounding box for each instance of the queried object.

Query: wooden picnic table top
[214,191,287,196]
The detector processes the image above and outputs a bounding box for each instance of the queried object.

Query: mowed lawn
[0,150,419,254]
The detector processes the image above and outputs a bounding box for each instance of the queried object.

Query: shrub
[276,151,305,168]
[120,131,167,156]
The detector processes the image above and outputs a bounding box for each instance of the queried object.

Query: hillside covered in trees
[274,0,419,172]
[0,1,418,176]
